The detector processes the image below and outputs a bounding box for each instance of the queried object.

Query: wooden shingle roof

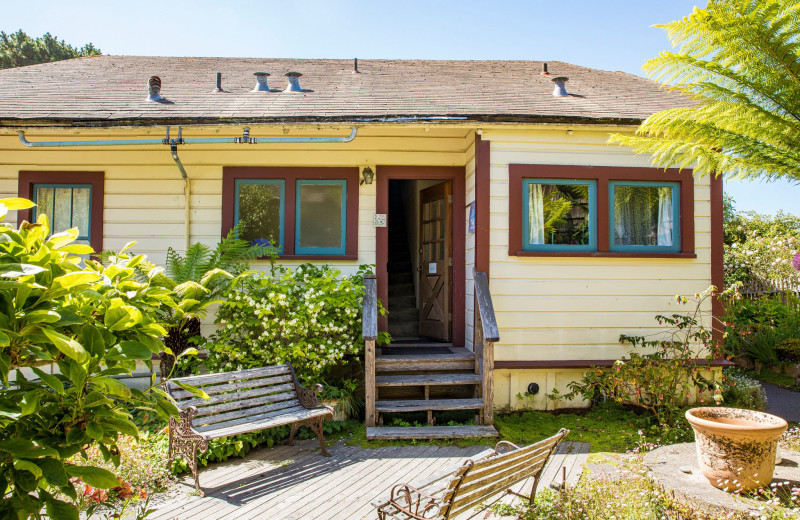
[0,55,693,126]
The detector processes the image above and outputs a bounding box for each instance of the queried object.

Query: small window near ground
[234,179,285,251]
[33,184,92,244]
[295,180,346,255]
[609,181,680,252]
[522,179,596,251]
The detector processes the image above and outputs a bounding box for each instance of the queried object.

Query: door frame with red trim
[376,166,465,347]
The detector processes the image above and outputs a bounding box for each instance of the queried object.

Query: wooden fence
[739,278,800,308]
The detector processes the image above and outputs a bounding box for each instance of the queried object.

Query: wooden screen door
[419,181,452,341]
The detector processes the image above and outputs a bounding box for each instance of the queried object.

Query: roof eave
[0,114,645,129]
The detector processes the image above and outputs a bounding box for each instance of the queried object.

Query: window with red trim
[222,167,359,259]
[508,164,695,258]
[18,171,104,253]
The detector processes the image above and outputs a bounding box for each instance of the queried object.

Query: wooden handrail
[473,271,499,342]
[473,269,497,426]
[363,273,377,427]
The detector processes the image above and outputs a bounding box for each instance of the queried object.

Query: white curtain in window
[528,184,545,244]
[657,187,673,246]
[615,186,653,245]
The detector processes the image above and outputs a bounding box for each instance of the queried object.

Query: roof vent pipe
[541,63,549,75]
[252,72,270,92]
[147,76,162,102]
[284,72,303,92]
[552,76,569,97]
[213,72,224,92]
[353,58,359,74]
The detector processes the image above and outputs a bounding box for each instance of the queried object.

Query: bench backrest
[442,428,569,519]
[164,365,301,431]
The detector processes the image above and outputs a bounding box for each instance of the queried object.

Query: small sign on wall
[373,214,387,227]
[467,201,476,234]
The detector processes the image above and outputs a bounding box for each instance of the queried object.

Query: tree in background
[610,0,800,183]
[0,29,100,69]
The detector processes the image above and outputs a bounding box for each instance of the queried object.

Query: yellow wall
[482,127,713,407]
[0,124,714,407]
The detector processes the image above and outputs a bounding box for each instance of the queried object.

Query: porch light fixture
[361,167,374,185]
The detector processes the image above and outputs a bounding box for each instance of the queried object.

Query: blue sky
[4,0,796,216]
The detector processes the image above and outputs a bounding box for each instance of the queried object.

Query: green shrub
[204,263,387,385]
[776,338,800,363]
[0,198,183,519]
[719,369,767,410]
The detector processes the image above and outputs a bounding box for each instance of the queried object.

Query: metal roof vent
[147,76,162,102]
[213,72,224,93]
[552,76,569,97]
[252,72,271,92]
[284,72,303,92]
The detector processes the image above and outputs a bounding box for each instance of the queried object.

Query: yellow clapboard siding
[488,278,714,297]
[495,310,708,330]
[491,294,709,313]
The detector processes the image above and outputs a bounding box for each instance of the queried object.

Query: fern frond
[611,0,800,183]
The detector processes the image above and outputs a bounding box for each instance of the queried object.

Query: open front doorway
[377,166,465,348]
[386,179,453,345]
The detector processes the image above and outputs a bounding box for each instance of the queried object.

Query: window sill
[512,250,697,259]
[269,254,360,261]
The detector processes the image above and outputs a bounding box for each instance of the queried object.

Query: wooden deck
[149,439,589,520]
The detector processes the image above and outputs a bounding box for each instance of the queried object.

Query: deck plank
[149,439,491,520]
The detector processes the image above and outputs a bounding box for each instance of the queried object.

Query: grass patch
[495,402,693,453]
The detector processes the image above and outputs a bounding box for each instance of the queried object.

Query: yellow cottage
[0,56,722,438]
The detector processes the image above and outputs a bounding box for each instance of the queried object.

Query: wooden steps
[375,373,482,387]
[375,398,484,413]
[366,425,498,440]
[375,348,475,372]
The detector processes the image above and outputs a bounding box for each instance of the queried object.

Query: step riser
[376,360,474,372]
[378,386,475,401]
[375,398,484,413]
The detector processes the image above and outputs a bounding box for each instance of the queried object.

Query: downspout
[167,128,191,252]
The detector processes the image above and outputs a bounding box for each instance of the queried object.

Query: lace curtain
[614,186,673,246]
[528,183,545,244]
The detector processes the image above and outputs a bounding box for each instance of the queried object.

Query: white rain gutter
[18,126,358,252]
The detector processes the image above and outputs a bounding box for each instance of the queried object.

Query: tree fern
[609,0,800,183]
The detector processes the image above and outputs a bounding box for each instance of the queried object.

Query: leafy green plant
[741,326,781,365]
[156,224,276,377]
[319,378,363,420]
[718,368,767,411]
[204,263,388,385]
[776,338,800,363]
[552,287,723,426]
[0,198,185,519]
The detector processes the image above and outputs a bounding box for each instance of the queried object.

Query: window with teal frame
[234,179,285,251]
[295,180,347,255]
[32,184,92,242]
[522,178,596,251]
[609,181,680,252]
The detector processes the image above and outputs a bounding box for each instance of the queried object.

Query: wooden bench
[163,364,333,495]
[374,428,569,519]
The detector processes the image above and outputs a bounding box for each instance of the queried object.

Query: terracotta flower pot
[685,407,787,492]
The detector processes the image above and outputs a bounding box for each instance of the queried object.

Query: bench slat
[449,460,547,518]
[168,374,293,400]
[193,399,302,428]
[456,450,549,496]
[180,382,296,409]
[166,364,291,388]
[195,404,307,433]
[191,390,297,418]
[201,407,331,439]
[460,445,552,485]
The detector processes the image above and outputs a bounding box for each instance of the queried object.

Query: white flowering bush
[204,264,380,384]
[723,197,800,285]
